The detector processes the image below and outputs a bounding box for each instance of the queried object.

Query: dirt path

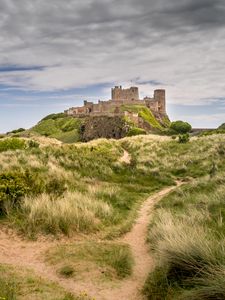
[99,183,181,300]
[0,183,181,300]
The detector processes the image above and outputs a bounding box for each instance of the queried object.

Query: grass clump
[59,265,75,278]
[46,242,134,279]
[19,191,113,236]
[144,175,225,299]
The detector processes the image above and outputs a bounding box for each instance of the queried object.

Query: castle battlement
[65,86,166,117]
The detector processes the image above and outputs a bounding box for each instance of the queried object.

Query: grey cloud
[0,0,224,107]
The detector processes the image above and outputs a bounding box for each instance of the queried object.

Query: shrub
[127,127,146,136]
[0,172,30,215]
[178,133,190,143]
[170,120,192,134]
[0,138,26,152]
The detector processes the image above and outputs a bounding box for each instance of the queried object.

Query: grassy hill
[1,133,225,299]
[8,107,171,144]
[30,113,83,143]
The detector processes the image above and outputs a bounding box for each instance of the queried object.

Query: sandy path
[99,184,181,300]
[0,184,181,300]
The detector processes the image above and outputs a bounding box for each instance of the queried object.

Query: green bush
[127,127,146,136]
[170,120,192,134]
[0,172,30,215]
[178,133,190,143]
[0,138,26,152]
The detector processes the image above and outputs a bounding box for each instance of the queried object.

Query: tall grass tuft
[144,175,225,299]
[21,192,113,236]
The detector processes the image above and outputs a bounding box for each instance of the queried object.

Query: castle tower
[111,86,139,101]
[154,89,166,113]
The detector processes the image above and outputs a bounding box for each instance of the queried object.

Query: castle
[65,86,167,117]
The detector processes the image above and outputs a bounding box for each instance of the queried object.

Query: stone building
[65,86,166,117]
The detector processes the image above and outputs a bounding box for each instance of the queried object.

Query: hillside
[18,107,171,143]
[30,113,83,143]
[0,134,225,299]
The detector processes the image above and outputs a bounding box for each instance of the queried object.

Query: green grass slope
[30,113,83,143]
[121,105,167,131]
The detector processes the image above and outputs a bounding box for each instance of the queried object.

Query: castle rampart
[111,86,139,101]
[65,86,167,117]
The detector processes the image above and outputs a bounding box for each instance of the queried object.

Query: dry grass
[21,192,113,236]
[144,174,225,299]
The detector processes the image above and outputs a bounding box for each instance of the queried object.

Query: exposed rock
[81,116,128,142]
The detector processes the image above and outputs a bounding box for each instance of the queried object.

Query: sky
[0,0,225,132]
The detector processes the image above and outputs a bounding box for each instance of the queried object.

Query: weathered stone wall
[81,116,128,142]
[111,86,139,101]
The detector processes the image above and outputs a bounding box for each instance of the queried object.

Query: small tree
[170,121,192,134]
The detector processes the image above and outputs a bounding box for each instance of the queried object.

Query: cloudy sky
[0,0,225,132]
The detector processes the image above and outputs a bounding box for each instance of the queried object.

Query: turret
[154,89,166,113]
[111,86,139,101]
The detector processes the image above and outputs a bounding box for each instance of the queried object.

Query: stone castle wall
[111,86,139,101]
[65,86,166,117]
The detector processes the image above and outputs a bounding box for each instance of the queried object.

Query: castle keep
[65,86,166,117]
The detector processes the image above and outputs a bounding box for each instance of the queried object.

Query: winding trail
[0,183,181,300]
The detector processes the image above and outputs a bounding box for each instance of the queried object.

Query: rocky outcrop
[81,116,128,142]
